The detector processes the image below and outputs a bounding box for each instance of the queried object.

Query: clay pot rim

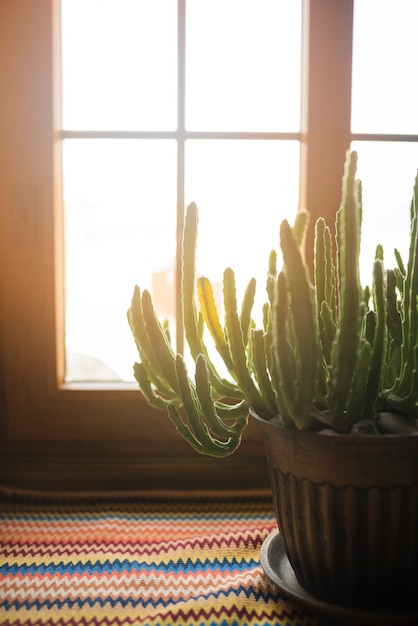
[251,405,418,487]
[249,406,418,443]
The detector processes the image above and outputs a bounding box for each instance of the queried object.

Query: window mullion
[176,0,186,353]
[299,0,353,266]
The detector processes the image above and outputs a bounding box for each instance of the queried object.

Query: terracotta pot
[251,407,418,610]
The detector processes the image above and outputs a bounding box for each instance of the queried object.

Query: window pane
[63,139,177,382]
[61,0,177,131]
[352,142,418,285]
[185,0,302,131]
[352,0,418,134]
[185,140,300,320]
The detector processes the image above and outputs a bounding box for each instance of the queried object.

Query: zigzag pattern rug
[0,491,324,626]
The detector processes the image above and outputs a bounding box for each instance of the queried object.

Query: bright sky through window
[61,1,418,383]
[61,1,302,382]
[351,0,418,286]
[61,0,178,130]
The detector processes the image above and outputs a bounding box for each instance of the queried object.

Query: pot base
[260,530,418,626]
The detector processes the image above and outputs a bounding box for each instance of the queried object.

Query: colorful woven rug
[0,490,325,626]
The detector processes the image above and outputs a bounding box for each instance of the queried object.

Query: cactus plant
[127,150,418,456]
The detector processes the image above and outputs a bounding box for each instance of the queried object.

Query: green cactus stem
[197,276,235,371]
[271,271,300,428]
[129,149,418,452]
[359,258,386,420]
[274,219,318,429]
[327,152,363,417]
[383,172,418,415]
[166,353,248,457]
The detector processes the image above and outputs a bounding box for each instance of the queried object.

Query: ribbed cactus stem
[315,217,336,371]
[182,204,242,400]
[277,219,318,429]
[166,354,248,457]
[140,289,179,393]
[292,209,310,249]
[385,269,402,346]
[359,258,386,421]
[251,328,278,417]
[266,249,277,305]
[240,278,257,348]
[128,286,177,398]
[271,271,298,428]
[327,151,363,417]
[223,267,265,410]
[344,340,372,423]
[314,218,327,308]
[129,150,418,449]
[398,178,418,395]
[386,172,418,414]
[197,276,235,371]
[182,202,203,359]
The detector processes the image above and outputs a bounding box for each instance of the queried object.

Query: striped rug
[0,491,323,625]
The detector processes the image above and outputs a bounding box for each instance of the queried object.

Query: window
[61,0,302,383]
[351,0,418,285]
[2,0,416,491]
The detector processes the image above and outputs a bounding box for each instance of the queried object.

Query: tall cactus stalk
[382,172,418,416]
[272,218,318,429]
[128,150,418,455]
[327,152,363,416]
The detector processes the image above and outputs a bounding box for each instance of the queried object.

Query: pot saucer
[260,530,418,626]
